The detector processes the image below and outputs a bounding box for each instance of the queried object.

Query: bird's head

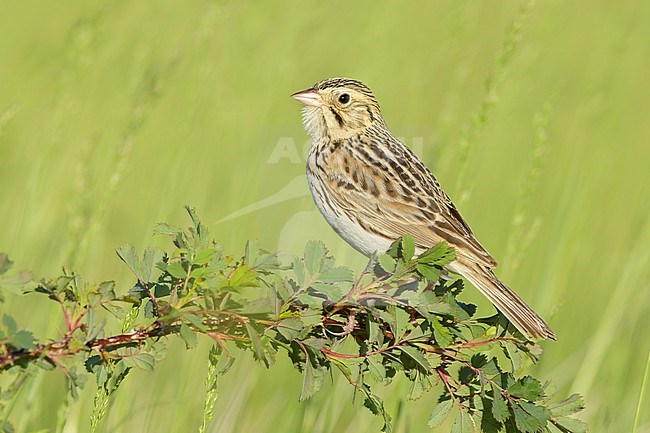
[291,78,384,141]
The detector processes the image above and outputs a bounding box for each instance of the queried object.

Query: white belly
[307,171,392,257]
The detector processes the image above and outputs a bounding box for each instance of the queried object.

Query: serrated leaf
[503,341,523,372]
[184,312,206,331]
[378,254,396,273]
[318,266,353,283]
[519,401,549,428]
[508,376,544,400]
[428,399,453,428]
[393,306,410,340]
[482,357,502,375]
[479,397,503,433]
[0,270,32,294]
[179,324,197,349]
[12,330,35,350]
[165,262,187,279]
[292,256,305,286]
[552,416,588,433]
[512,401,545,433]
[153,222,182,237]
[401,234,415,261]
[141,247,163,281]
[302,337,327,350]
[304,241,326,276]
[245,323,270,367]
[190,266,211,278]
[491,384,509,423]
[367,357,386,382]
[451,408,476,433]
[416,263,441,282]
[471,354,488,368]
[194,248,216,265]
[116,244,142,280]
[309,282,343,300]
[361,385,393,432]
[276,318,303,342]
[418,242,455,266]
[144,300,156,318]
[548,394,585,417]
[432,320,453,347]
[128,353,155,372]
[243,240,259,266]
[398,346,431,370]
[300,357,324,401]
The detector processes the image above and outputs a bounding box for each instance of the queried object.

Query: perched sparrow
[291,77,555,340]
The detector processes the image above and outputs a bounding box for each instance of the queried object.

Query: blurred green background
[1,1,649,432]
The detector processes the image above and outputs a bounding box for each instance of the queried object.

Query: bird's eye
[338,93,350,104]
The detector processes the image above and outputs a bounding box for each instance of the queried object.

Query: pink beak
[291,88,322,107]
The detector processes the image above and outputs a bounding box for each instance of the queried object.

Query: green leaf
[243,240,259,266]
[519,401,549,428]
[480,398,504,433]
[378,254,396,273]
[127,353,155,372]
[508,376,544,400]
[367,357,386,382]
[245,323,270,367]
[491,384,509,423]
[548,394,585,417]
[432,320,453,347]
[401,234,415,261]
[194,248,216,266]
[309,282,343,300]
[144,300,156,318]
[451,408,476,433]
[292,256,306,286]
[153,222,182,237]
[551,416,588,433]
[300,357,324,401]
[417,242,455,266]
[511,401,545,433]
[428,399,453,429]
[141,247,163,281]
[116,244,142,280]
[12,330,35,350]
[301,337,327,350]
[276,318,303,342]
[3,314,17,334]
[482,357,502,375]
[318,266,353,283]
[361,385,393,432]
[398,346,431,370]
[0,269,32,295]
[165,262,187,279]
[392,306,410,340]
[503,341,523,372]
[416,263,441,282]
[179,324,198,349]
[304,241,326,276]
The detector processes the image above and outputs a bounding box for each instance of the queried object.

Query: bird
[291,77,556,341]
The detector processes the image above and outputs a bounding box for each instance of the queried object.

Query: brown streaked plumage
[291,77,556,340]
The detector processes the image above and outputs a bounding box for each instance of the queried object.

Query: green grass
[1,1,649,432]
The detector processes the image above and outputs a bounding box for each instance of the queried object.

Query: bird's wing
[319,136,497,268]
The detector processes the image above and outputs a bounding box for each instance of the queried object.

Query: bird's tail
[449,262,556,340]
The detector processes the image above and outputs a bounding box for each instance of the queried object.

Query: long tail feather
[449,262,556,340]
